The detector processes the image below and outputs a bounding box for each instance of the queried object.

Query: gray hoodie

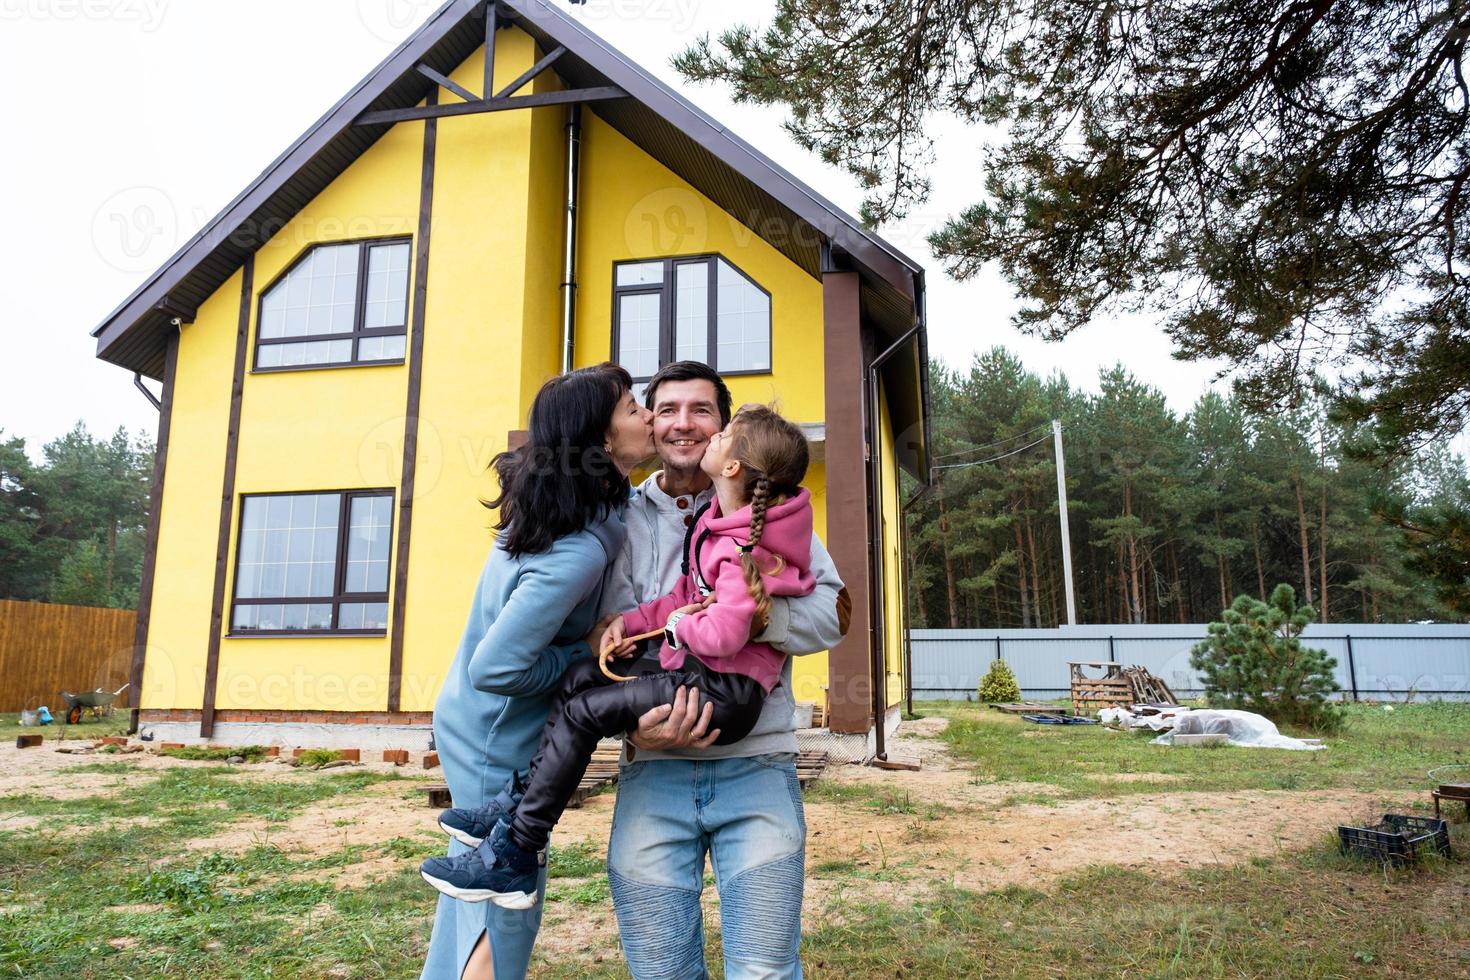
[601,471,846,758]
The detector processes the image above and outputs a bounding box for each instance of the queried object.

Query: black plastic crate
[1338,814,1452,865]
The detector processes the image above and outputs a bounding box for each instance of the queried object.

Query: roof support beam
[355,85,626,126]
[415,63,479,104]
[483,2,497,100]
[494,44,565,98]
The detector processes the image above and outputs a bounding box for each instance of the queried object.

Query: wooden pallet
[1069,661,1134,713]
[796,750,830,788]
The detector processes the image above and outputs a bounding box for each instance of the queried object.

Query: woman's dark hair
[485,362,634,557]
[644,360,733,426]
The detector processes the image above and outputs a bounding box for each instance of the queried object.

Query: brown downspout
[559,103,582,374]
[865,321,921,763]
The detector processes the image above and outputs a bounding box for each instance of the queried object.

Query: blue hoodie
[431,509,625,809]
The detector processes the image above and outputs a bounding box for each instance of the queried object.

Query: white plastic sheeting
[1149,709,1326,751]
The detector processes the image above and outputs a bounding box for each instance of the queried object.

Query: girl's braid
[740,473,774,630]
[747,474,771,549]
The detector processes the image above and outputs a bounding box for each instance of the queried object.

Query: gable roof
[93,0,928,471]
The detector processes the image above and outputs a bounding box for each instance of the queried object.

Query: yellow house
[94,0,930,753]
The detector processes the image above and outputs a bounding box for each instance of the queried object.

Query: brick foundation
[139,708,433,725]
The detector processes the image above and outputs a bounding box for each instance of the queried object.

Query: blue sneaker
[436,772,527,846]
[419,821,543,909]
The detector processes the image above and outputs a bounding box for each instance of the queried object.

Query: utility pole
[1053,419,1078,625]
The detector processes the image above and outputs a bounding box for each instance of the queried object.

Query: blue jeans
[607,753,806,980]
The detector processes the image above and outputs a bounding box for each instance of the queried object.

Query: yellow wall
[211,110,425,712]
[879,379,905,709]
[139,272,242,711]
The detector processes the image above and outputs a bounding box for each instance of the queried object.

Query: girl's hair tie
[739,542,755,553]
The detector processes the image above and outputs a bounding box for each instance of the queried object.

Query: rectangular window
[255,238,411,371]
[611,254,772,390]
[230,490,393,635]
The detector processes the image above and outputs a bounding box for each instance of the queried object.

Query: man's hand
[628,685,720,751]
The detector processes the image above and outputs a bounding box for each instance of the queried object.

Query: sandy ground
[0,718,1421,962]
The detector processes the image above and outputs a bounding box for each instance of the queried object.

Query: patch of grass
[67,761,139,775]
[547,877,611,906]
[804,779,950,820]
[803,832,1470,977]
[923,699,1470,801]
[548,839,605,879]
[160,744,270,763]
[382,835,442,860]
[1,710,131,742]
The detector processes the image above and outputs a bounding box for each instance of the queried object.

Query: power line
[931,434,1052,472]
[933,422,1055,461]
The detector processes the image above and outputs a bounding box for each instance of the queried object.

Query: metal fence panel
[910,625,1470,703]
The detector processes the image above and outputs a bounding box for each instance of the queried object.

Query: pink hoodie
[620,488,817,692]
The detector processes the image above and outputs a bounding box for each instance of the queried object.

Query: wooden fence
[0,600,135,713]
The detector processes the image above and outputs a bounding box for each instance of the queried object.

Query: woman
[420,362,652,980]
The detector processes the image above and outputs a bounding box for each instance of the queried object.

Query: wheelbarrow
[59,684,129,725]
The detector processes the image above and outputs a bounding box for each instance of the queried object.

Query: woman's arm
[467,543,607,697]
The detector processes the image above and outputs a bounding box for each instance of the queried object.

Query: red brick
[382,749,409,765]
[160,742,185,750]
[264,746,280,757]
[16,735,43,749]
[292,748,308,759]
[337,748,360,762]
[422,751,440,770]
[97,737,128,747]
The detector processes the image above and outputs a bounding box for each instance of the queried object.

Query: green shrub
[1190,584,1343,731]
[979,659,1021,703]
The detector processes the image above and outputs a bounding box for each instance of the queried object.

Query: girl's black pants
[507,654,766,854]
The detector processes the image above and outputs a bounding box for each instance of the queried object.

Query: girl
[421,404,815,909]
[418,363,650,980]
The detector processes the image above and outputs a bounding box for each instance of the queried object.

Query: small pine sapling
[1190,584,1343,731]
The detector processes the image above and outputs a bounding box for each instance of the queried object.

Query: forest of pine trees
[903,349,1470,629]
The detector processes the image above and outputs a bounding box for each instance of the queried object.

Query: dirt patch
[1088,772,1186,783]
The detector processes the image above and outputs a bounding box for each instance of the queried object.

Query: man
[597,361,848,980]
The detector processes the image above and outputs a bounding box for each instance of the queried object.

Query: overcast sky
[0,0,1375,461]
